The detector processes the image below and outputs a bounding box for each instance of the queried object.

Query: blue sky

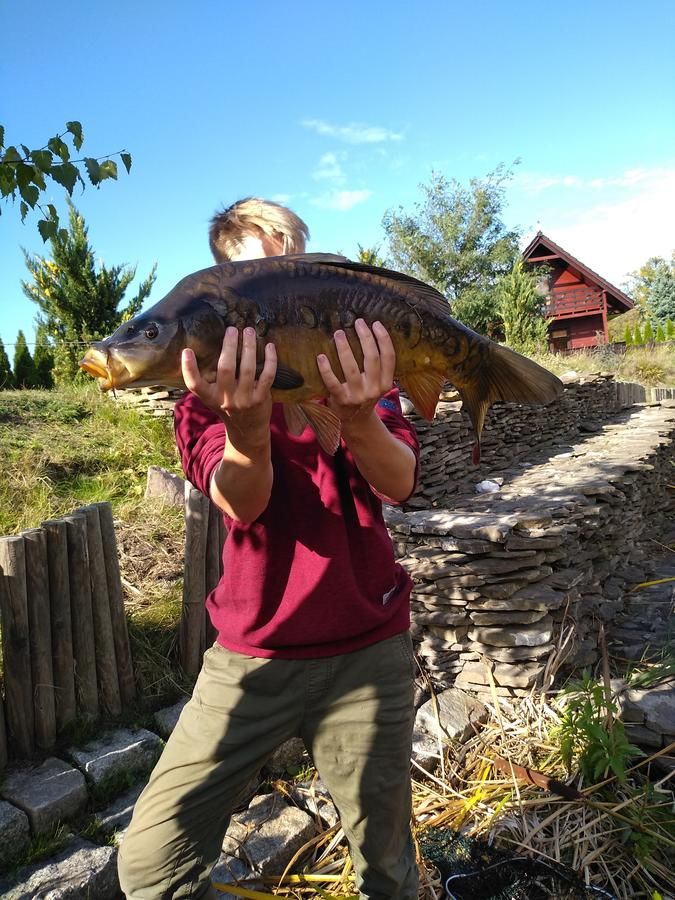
[2,0,674,352]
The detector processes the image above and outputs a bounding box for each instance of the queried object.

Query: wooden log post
[0,535,35,757]
[22,528,57,751]
[0,693,7,770]
[95,502,135,706]
[180,484,209,679]
[64,514,98,719]
[42,518,77,732]
[81,505,122,717]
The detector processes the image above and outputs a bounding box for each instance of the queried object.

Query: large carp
[80,253,563,458]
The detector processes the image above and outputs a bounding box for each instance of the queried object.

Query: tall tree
[496,259,550,353]
[0,121,131,240]
[649,269,675,325]
[0,338,13,389]
[382,165,520,335]
[356,244,387,267]
[22,201,156,382]
[13,331,37,388]
[33,323,55,389]
[626,252,675,317]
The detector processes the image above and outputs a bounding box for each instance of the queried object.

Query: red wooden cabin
[521,231,634,351]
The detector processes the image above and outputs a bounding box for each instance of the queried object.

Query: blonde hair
[209,197,309,261]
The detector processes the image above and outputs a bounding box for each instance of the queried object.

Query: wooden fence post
[0,535,35,757]
[64,513,98,719]
[95,501,136,706]
[42,518,77,732]
[202,501,222,654]
[81,505,122,716]
[22,528,57,751]
[180,484,209,678]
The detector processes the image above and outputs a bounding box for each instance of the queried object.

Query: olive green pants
[117,632,418,899]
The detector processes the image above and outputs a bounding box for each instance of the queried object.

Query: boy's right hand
[181,326,277,451]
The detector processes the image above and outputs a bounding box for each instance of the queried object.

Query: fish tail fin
[457,343,563,463]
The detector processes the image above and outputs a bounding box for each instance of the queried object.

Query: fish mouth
[79,347,123,391]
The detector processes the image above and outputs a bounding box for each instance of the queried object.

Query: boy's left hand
[317,318,395,425]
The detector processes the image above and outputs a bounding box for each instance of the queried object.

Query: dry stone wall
[386,399,675,709]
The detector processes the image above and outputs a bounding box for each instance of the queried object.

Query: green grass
[0,384,181,535]
[527,343,675,387]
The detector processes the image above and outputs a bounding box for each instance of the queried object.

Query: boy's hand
[317,319,395,425]
[182,326,277,450]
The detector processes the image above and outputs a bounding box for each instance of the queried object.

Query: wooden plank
[0,535,35,757]
[42,518,77,732]
[22,528,57,751]
[95,502,135,706]
[0,692,8,770]
[81,505,121,716]
[179,483,209,679]
[203,501,222,651]
[64,514,98,719]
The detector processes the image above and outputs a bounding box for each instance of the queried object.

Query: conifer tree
[33,324,55,389]
[13,331,38,388]
[0,338,13,388]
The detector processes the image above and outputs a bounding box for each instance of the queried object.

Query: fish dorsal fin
[285,256,454,319]
[296,401,342,455]
[398,370,447,421]
[456,343,564,464]
[274,253,352,264]
[272,362,304,391]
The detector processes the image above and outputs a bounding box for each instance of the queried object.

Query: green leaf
[50,162,79,194]
[20,144,31,158]
[120,152,132,174]
[37,218,58,242]
[0,164,16,197]
[31,149,53,173]
[18,180,40,207]
[0,125,4,149]
[84,157,101,186]
[98,159,118,181]
[2,145,22,163]
[48,136,70,161]
[20,200,29,221]
[66,121,83,151]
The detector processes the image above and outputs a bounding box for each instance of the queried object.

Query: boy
[118,198,421,899]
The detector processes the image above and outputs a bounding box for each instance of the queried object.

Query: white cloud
[301,118,402,144]
[270,193,292,203]
[310,189,373,211]
[524,167,675,286]
[313,152,344,180]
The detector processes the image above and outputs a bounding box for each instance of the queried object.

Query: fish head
[79,311,188,391]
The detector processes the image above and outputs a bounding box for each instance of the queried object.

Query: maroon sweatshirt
[173,390,419,659]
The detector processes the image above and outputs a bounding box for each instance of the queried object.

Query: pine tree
[22,201,156,382]
[643,320,654,343]
[622,325,633,346]
[0,338,13,389]
[655,323,666,342]
[496,258,550,353]
[666,319,675,340]
[33,324,55,389]
[633,325,643,346]
[13,331,38,388]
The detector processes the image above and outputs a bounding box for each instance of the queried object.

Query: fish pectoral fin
[272,363,305,390]
[397,370,447,421]
[283,403,309,436]
[298,402,342,455]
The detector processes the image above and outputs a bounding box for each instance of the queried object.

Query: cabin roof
[522,231,634,311]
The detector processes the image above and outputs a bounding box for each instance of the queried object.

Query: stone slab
[0,838,118,899]
[153,696,189,739]
[416,687,488,743]
[96,780,146,844]
[68,727,163,786]
[0,757,87,835]
[0,801,30,870]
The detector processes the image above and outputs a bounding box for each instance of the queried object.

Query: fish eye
[144,323,159,340]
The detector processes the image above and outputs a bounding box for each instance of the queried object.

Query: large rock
[0,801,30,870]
[68,727,163,787]
[212,792,317,887]
[415,688,488,743]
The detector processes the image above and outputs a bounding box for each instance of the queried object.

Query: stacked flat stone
[386,402,675,705]
[402,374,648,508]
[112,386,185,417]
